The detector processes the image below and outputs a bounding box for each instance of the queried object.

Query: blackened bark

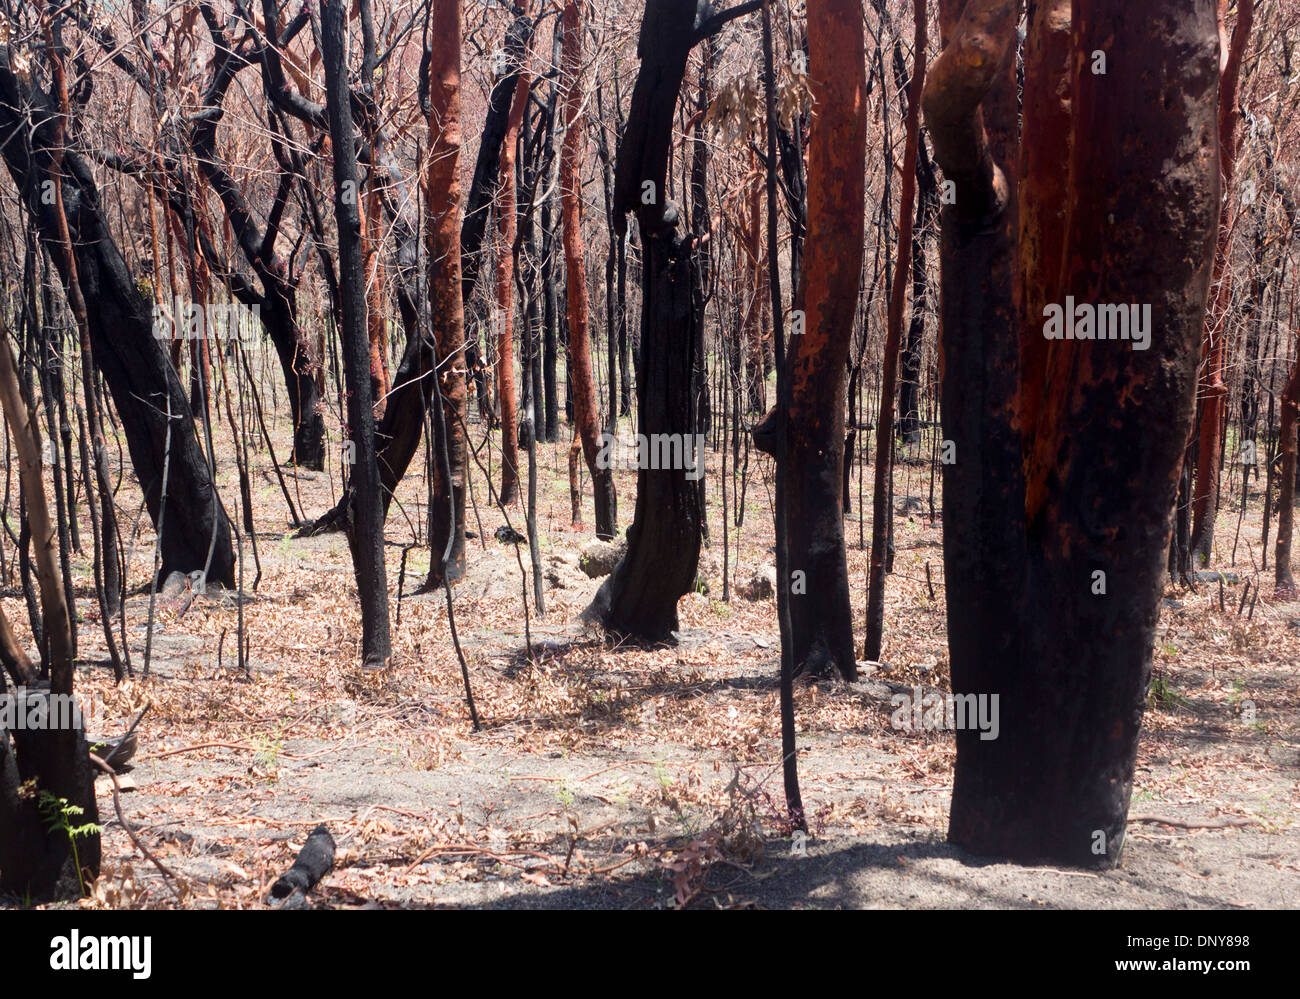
[585,0,722,640]
[585,226,703,640]
[321,0,391,667]
[898,135,937,445]
[461,12,535,307]
[192,7,326,470]
[0,53,234,586]
[929,0,1220,866]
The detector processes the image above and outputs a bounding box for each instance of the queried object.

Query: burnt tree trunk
[322,0,391,667]
[928,0,1220,866]
[898,134,937,446]
[583,0,745,640]
[559,0,617,541]
[0,53,234,586]
[758,0,867,681]
[0,322,99,900]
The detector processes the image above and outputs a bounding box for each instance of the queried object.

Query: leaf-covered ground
[7,412,1298,909]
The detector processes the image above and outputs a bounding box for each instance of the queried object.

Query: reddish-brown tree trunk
[495,69,529,506]
[560,0,616,540]
[1190,0,1255,565]
[864,0,927,662]
[775,0,867,680]
[424,0,469,586]
[363,183,391,417]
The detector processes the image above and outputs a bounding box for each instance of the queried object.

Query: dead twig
[89,752,187,901]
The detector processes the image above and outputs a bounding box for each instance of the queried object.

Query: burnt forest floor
[4,402,1298,910]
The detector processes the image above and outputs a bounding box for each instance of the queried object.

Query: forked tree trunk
[559,0,616,541]
[928,0,1220,866]
[583,0,742,640]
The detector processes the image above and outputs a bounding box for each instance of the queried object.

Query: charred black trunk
[584,225,702,640]
[899,136,937,446]
[0,696,100,900]
[0,55,234,585]
[584,0,729,640]
[931,0,1220,867]
[322,0,391,667]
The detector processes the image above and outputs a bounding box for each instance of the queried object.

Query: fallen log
[269,824,336,904]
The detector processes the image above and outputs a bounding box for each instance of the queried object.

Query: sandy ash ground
[4,400,1298,910]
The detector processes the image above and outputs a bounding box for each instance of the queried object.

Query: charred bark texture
[321,0,391,667]
[0,51,234,586]
[929,0,1220,866]
[774,0,867,680]
[585,0,727,640]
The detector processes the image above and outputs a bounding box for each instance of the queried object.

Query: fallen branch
[144,741,302,762]
[401,842,565,877]
[1128,814,1260,830]
[89,752,186,901]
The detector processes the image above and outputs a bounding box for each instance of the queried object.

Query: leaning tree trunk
[559,0,617,541]
[928,0,1220,866]
[321,0,391,668]
[0,52,234,586]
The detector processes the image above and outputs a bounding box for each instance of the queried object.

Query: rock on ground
[743,564,777,601]
[580,539,627,578]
